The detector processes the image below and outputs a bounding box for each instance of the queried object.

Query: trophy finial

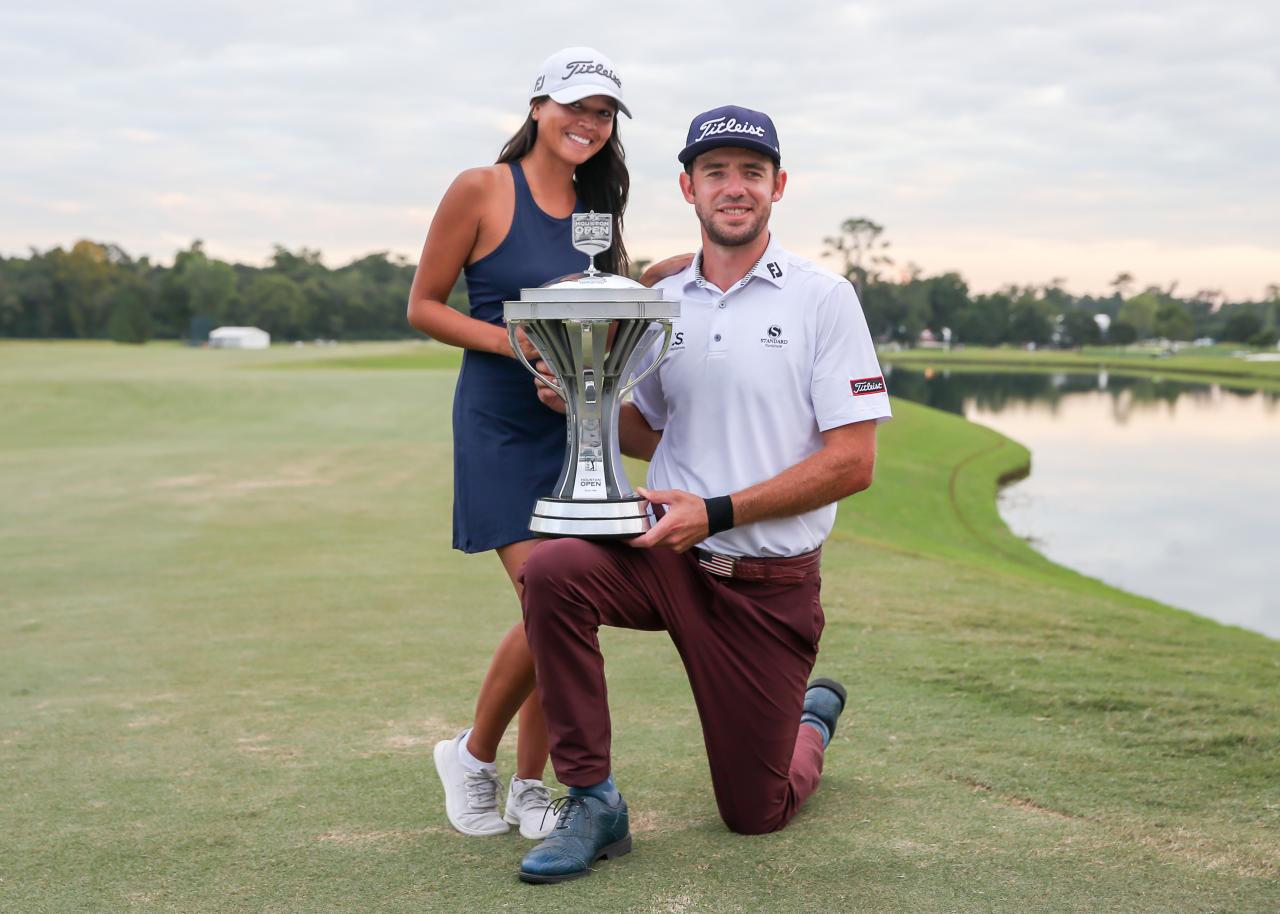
[571,211,613,276]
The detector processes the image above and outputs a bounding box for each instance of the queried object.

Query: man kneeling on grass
[517,104,892,884]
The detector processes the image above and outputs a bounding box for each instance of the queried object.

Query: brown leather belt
[695,547,822,583]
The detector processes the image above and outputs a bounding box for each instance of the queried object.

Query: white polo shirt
[631,234,892,558]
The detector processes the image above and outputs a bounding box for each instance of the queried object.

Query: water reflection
[885,366,1279,639]
[885,365,1278,425]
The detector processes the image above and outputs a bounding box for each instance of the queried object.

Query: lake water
[886,366,1280,639]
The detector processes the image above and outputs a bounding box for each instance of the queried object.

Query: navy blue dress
[452,161,586,553]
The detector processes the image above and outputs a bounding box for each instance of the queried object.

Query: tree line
[824,218,1280,349]
[2,226,1278,348]
[0,240,431,344]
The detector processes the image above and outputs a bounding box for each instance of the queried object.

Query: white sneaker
[433,731,509,836]
[503,775,556,839]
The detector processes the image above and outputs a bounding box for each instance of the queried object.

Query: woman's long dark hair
[496,98,630,275]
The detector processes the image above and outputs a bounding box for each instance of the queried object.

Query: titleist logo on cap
[562,60,622,88]
[696,116,768,143]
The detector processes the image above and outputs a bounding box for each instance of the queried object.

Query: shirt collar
[754,234,789,288]
[681,233,789,292]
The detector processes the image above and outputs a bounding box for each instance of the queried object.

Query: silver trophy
[504,212,679,538]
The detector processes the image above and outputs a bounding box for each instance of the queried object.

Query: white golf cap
[530,46,631,118]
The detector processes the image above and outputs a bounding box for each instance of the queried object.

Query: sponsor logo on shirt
[563,60,622,89]
[670,330,686,350]
[696,116,767,142]
[760,324,788,349]
[850,376,886,396]
[767,262,783,279]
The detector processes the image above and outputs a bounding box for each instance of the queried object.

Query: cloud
[2,0,1277,296]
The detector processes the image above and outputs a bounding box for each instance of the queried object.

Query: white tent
[209,326,270,350]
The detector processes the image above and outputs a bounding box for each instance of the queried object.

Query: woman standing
[407,47,632,839]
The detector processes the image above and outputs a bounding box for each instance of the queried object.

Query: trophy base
[529,496,651,539]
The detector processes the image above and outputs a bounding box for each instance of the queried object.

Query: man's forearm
[730,421,876,527]
[630,421,877,554]
[619,403,662,461]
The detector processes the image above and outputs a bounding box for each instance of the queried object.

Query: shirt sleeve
[810,279,893,430]
[627,332,668,430]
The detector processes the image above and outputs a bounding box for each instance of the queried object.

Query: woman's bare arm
[406,168,536,360]
[638,253,694,288]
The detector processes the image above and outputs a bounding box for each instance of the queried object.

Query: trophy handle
[508,322,566,400]
[618,322,674,398]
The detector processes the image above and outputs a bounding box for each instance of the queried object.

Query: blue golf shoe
[801,677,847,746]
[518,790,630,884]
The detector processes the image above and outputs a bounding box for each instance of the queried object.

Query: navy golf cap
[678,105,781,165]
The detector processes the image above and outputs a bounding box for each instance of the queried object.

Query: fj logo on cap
[850,376,886,396]
[533,75,545,92]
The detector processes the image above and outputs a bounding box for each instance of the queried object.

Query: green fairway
[2,341,1277,914]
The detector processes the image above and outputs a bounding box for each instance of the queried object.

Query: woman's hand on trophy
[533,359,565,413]
[629,487,708,552]
[509,326,541,362]
[638,253,695,288]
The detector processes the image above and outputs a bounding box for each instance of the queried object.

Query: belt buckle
[698,550,737,578]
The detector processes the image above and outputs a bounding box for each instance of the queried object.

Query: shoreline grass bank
[2,342,1276,913]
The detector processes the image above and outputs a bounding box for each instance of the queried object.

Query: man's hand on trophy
[629,487,708,552]
[509,326,541,362]
[533,359,565,413]
[639,253,695,288]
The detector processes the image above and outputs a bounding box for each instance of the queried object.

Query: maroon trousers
[520,538,827,835]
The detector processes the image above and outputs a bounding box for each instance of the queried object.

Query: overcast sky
[4,1,1278,298]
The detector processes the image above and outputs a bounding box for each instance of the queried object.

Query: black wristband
[704,495,735,536]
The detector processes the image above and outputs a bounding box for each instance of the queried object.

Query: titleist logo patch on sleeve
[850,376,886,396]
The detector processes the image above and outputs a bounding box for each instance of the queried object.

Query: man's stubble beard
[697,200,771,248]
